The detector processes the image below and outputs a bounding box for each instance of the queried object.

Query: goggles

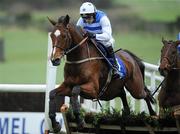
[81,14,94,19]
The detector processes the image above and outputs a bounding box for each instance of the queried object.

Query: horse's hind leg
[125,79,156,115]
[71,85,85,129]
[120,88,130,115]
[144,86,156,116]
[144,97,156,116]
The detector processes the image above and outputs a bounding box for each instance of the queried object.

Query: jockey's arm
[96,16,112,42]
[76,16,112,42]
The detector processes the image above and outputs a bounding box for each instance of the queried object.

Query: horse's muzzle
[51,58,61,66]
[158,67,168,77]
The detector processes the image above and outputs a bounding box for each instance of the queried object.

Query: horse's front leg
[71,85,85,129]
[71,82,98,129]
[49,83,71,133]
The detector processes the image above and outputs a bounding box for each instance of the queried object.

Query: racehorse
[48,15,156,133]
[158,39,180,116]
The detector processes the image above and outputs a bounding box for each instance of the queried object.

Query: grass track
[0,27,176,83]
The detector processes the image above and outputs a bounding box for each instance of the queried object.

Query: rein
[152,65,180,96]
[52,37,88,60]
[56,37,91,63]
[65,37,88,55]
[154,59,180,96]
[152,77,165,96]
[64,37,105,64]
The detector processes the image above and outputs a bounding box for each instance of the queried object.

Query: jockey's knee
[49,89,56,99]
[72,86,80,96]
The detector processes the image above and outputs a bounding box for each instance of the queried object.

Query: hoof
[151,115,159,120]
[60,104,69,112]
[52,122,61,133]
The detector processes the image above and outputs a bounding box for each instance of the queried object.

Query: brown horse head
[48,15,74,66]
[158,38,180,76]
[158,39,180,112]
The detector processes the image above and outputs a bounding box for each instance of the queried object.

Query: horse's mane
[58,16,66,23]
[123,49,143,63]
[57,16,84,40]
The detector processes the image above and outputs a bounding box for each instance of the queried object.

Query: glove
[86,31,96,38]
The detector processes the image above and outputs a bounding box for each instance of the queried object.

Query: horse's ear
[175,40,180,46]
[63,15,70,27]
[47,16,56,26]
[162,37,167,45]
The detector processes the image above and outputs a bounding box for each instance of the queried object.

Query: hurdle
[43,33,163,134]
[44,33,57,134]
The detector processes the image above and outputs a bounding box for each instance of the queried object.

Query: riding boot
[107,46,121,79]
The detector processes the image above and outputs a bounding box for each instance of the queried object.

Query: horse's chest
[159,81,180,107]
[65,70,90,84]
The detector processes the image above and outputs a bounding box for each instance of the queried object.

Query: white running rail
[0,62,163,114]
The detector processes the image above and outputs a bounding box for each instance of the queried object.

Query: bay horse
[48,15,156,133]
[158,39,180,116]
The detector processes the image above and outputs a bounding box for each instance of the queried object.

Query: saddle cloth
[115,55,126,79]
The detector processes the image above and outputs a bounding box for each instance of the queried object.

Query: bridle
[51,26,73,56]
[51,25,104,64]
[153,42,180,96]
[161,43,179,71]
[52,35,88,59]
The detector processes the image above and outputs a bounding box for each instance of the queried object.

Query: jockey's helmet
[80,2,96,24]
[80,2,96,14]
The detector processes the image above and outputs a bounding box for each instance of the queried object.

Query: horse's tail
[123,49,156,104]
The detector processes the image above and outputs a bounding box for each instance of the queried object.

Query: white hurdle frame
[44,33,57,134]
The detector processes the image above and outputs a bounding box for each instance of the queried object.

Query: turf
[0,27,176,84]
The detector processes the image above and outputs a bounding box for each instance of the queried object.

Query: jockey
[77,2,121,79]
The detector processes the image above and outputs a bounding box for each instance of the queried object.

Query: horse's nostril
[159,68,163,75]
[159,68,168,77]
[158,67,167,76]
[54,58,60,62]
[51,58,61,66]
